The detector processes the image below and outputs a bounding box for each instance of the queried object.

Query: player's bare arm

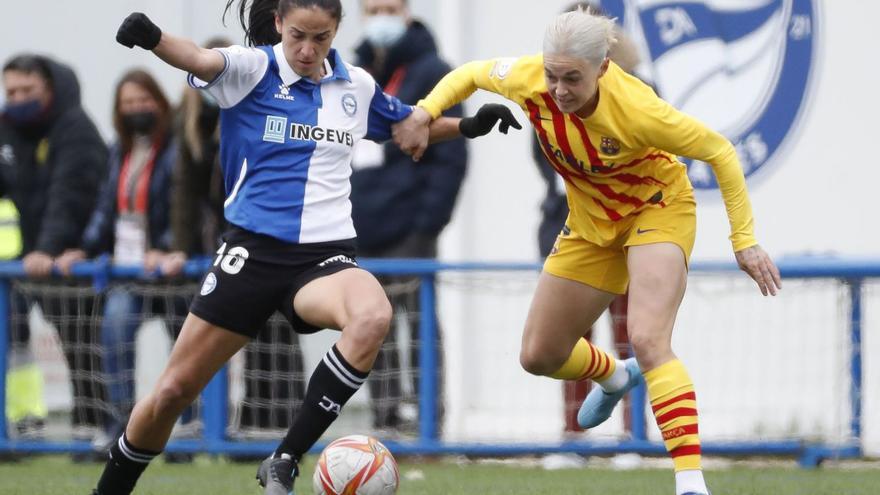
[394,104,521,161]
[393,107,432,160]
[116,13,225,83]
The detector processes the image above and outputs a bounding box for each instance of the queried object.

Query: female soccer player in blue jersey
[92,1,519,494]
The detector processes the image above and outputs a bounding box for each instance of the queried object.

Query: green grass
[1,455,878,494]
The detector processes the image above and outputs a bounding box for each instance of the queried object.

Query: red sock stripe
[651,391,697,414]
[670,444,702,458]
[655,407,698,426]
[596,352,612,379]
[661,423,699,441]
[581,343,600,379]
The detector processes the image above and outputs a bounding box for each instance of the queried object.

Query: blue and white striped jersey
[189,44,412,244]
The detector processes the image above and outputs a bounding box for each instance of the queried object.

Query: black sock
[275,344,368,460]
[94,433,161,495]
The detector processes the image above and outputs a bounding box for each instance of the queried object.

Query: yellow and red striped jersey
[418,54,757,251]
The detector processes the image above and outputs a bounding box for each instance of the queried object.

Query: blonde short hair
[543,6,618,65]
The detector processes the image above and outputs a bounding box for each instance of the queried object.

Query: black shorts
[190,225,359,338]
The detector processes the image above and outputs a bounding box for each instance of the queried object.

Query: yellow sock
[550,338,617,381]
[644,359,701,471]
[6,364,48,422]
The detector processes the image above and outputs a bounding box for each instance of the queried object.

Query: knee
[152,376,199,417]
[346,301,392,351]
[519,343,567,377]
[627,323,671,367]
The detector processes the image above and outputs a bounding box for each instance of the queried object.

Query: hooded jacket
[0,56,108,256]
[351,20,467,252]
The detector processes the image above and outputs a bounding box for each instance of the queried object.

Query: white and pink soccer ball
[312,435,399,495]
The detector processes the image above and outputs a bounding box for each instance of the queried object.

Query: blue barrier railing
[0,256,872,467]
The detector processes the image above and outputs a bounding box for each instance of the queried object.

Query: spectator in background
[351,0,467,431]
[532,1,640,435]
[0,196,46,436]
[0,54,108,441]
[164,37,306,442]
[55,69,192,454]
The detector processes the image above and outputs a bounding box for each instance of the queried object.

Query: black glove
[116,13,162,50]
[458,103,523,139]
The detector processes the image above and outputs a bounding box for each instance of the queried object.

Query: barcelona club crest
[601,0,818,190]
[600,136,621,156]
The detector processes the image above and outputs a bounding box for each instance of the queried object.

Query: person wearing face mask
[55,69,194,459]
[0,54,109,444]
[165,37,307,453]
[351,0,467,433]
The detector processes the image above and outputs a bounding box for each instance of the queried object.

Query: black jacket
[0,56,108,256]
[81,136,178,257]
[351,21,467,252]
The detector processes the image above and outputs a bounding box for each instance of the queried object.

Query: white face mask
[364,14,407,48]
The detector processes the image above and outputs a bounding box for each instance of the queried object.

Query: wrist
[415,101,441,121]
[147,31,163,51]
[458,116,480,139]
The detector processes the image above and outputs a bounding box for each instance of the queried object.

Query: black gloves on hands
[116,13,162,50]
[458,103,523,139]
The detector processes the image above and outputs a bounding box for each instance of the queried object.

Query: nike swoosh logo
[636,228,658,235]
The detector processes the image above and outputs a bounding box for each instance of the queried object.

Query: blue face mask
[3,99,44,126]
[364,15,407,48]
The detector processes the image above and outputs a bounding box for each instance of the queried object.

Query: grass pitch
[1,455,878,494]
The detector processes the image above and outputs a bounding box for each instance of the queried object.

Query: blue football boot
[577,357,643,429]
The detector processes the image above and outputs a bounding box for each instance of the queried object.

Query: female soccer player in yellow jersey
[394,7,782,495]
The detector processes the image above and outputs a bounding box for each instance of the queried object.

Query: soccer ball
[312,435,399,494]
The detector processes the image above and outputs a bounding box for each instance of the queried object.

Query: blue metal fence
[0,257,872,467]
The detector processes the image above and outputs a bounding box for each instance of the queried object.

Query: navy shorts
[190,225,358,338]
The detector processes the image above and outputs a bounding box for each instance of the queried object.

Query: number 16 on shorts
[214,242,250,275]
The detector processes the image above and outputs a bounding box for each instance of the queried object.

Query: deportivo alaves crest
[602,0,818,190]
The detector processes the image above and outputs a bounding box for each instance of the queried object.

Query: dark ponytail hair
[224,0,344,47]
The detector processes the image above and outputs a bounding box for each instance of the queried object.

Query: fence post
[418,274,438,443]
[849,279,863,443]
[202,366,228,453]
[630,382,647,441]
[0,279,9,443]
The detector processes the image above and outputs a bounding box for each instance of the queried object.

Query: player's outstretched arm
[735,245,782,297]
[394,104,521,161]
[458,104,522,138]
[393,107,432,160]
[116,13,225,83]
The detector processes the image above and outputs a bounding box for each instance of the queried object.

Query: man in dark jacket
[351,0,467,431]
[0,54,108,439]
